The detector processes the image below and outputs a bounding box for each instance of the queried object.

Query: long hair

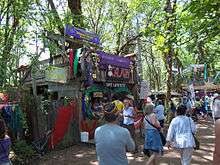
[0,119,6,139]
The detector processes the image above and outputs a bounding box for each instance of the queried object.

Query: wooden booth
[18,24,138,148]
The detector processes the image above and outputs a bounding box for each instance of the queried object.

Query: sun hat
[112,100,125,112]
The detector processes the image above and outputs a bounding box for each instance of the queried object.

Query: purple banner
[65,24,100,45]
[96,51,132,69]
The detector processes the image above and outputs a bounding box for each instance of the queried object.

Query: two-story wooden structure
[18,26,138,148]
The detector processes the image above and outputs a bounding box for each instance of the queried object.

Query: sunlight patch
[75,154,84,158]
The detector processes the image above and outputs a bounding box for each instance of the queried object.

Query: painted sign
[45,66,67,83]
[93,92,103,98]
[96,51,132,69]
[107,65,131,81]
[106,83,126,88]
[65,24,100,45]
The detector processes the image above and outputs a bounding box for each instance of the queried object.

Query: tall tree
[0,0,33,87]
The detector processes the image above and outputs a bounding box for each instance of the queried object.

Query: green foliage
[0,0,34,87]
[12,140,36,165]
[0,0,219,91]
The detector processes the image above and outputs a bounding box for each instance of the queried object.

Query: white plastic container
[80,132,89,142]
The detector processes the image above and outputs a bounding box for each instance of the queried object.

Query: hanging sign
[192,64,207,83]
[140,80,149,99]
[45,66,67,83]
[97,51,132,69]
[107,65,131,81]
[65,24,100,45]
[106,83,126,88]
[93,92,103,98]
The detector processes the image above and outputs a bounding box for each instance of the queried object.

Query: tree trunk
[164,0,177,103]
[68,0,83,27]
[197,41,205,63]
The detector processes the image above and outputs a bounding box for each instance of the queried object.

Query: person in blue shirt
[154,100,165,131]
[95,103,135,165]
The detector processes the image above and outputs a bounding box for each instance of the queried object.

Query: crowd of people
[0,93,219,165]
[94,94,220,165]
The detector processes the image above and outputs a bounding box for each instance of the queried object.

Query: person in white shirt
[166,105,196,165]
[122,99,138,153]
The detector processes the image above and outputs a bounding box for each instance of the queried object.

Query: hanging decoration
[85,56,94,86]
[81,95,87,120]
[69,49,74,78]
[48,101,76,149]
[91,53,100,80]
[73,48,82,77]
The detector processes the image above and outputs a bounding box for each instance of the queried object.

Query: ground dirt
[36,118,214,165]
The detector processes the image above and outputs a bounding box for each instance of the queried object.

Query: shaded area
[37,119,214,165]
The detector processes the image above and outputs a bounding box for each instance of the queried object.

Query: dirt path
[37,119,214,165]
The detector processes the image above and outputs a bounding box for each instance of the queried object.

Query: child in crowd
[0,119,12,165]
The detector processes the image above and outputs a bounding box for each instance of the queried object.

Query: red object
[80,120,97,139]
[69,49,73,78]
[134,115,144,129]
[48,101,76,149]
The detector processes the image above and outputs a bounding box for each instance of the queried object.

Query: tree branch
[95,1,105,34]
[47,0,64,35]
[85,5,96,30]
[116,10,129,54]
[117,9,156,54]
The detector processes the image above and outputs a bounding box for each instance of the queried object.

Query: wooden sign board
[93,92,103,98]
